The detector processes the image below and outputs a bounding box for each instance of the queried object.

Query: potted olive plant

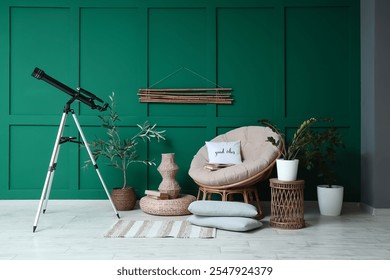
[260,118,317,181]
[303,123,345,216]
[85,92,166,210]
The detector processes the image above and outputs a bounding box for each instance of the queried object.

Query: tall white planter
[276,159,299,181]
[317,185,344,216]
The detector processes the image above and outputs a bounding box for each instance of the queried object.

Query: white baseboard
[360,203,390,216]
[261,201,360,212]
[263,201,390,215]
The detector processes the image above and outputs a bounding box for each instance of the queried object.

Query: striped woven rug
[104,220,216,239]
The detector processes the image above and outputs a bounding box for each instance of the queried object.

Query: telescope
[31,67,119,233]
[31,67,108,111]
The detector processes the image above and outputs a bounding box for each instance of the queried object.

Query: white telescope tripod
[33,99,120,232]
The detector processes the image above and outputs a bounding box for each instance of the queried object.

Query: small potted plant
[259,118,317,181]
[303,122,345,216]
[85,92,166,210]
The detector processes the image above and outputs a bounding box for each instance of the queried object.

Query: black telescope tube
[31,67,106,111]
[32,67,79,97]
[77,87,104,103]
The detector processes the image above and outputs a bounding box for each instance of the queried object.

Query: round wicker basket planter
[111,187,137,211]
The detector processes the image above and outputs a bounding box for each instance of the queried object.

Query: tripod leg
[71,112,120,219]
[42,143,62,213]
[33,112,68,232]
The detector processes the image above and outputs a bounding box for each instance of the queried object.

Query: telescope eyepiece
[32,67,44,80]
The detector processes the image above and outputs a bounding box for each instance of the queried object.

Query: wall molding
[360,203,390,216]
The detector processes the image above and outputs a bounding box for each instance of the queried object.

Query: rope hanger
[148,66,223,89]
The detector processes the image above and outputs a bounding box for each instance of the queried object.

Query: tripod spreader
[60,136,81,145]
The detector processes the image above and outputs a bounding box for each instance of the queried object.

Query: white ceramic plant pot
[276,159,299,181]
[317,185,344,216]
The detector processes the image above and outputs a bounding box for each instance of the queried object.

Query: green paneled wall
[0,0,360,201]
[217,8,276,118]
[285,7,351,118]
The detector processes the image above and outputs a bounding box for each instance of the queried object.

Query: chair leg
[197,189,202,200]
[243,191,249,203]
[253,188,264,219]
[248,191,254,203]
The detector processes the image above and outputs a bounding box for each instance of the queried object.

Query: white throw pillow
[187,215,262,232]
[205,141,242,164]
[188,201,258,218]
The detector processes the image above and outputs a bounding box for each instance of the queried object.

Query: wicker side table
[269,178,305,229]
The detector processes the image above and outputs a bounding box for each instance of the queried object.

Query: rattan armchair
[188,126,281,219]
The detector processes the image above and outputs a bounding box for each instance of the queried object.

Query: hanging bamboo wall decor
[138,88,233,104]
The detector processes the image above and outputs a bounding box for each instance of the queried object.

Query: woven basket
[111,187,137,211]
[140,194,196,216]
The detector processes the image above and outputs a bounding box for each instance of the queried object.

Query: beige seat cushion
[188,126,280,186]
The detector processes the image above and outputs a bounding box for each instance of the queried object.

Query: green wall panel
[217,8,276,118]
[80,8,143,116]
[285,7,350,119]
[148,8,210,117]
[10,7,74,115]
[0,0,360,201]
[9,125,75,194]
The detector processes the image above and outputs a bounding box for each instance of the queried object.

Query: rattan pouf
[140,194,196,216]
[269,178,305,229]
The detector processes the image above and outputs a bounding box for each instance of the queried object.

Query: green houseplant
[303,124,345,187]
[86,92,166,210]
[303,123,345,215]
[259,118,318,180]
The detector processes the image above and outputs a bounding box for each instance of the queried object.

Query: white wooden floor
[0,200,389,260]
